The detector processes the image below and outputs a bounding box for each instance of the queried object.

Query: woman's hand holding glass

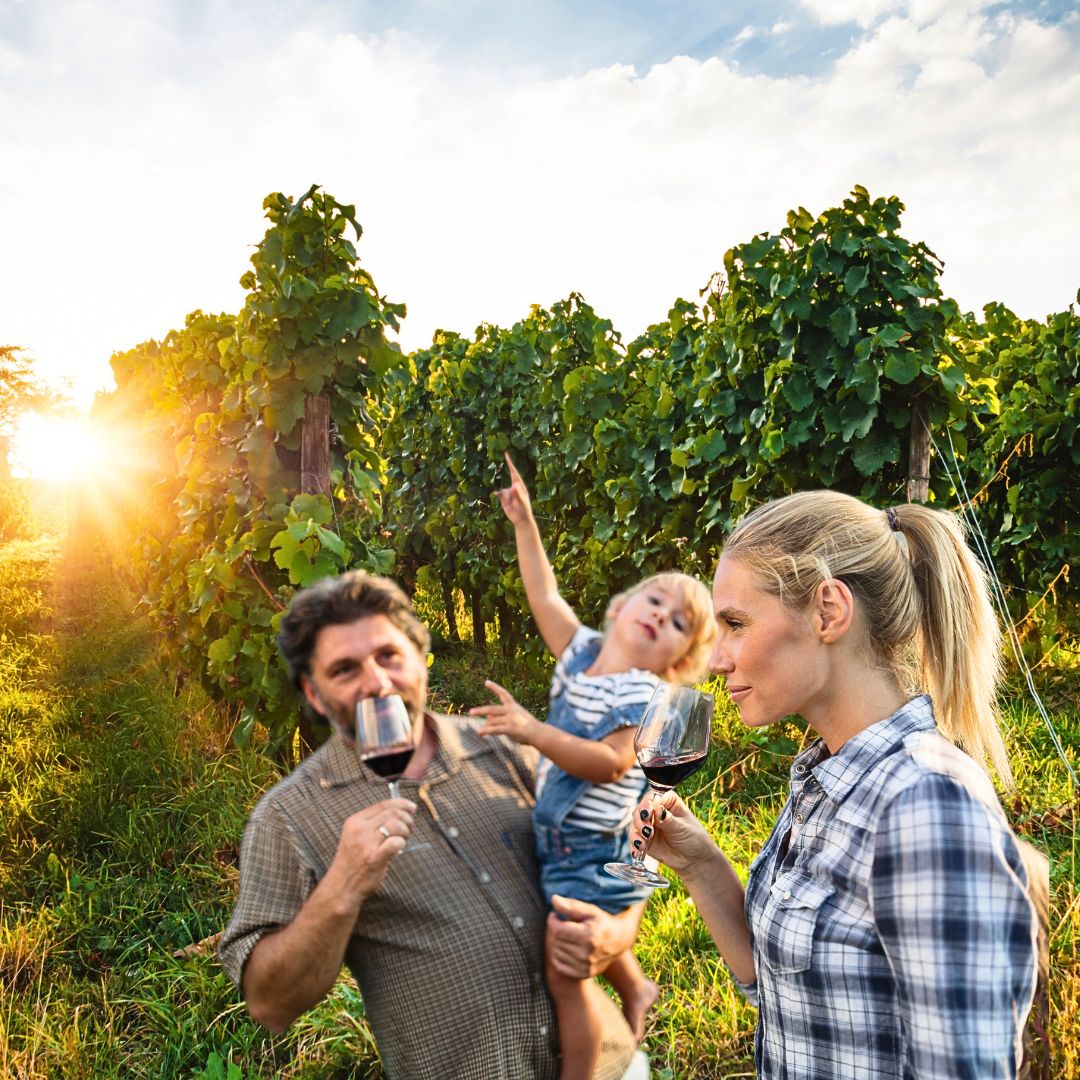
[627,790,717,878]
[605,682,713,888]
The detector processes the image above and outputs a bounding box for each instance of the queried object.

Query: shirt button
[513,916,525,929]
[532,971,543,985]
[539,1024,549,1036]
[479,871,492,884]
[783,890,792,900]
[446,826,460,838]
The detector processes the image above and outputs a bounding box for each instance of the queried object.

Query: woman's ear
[815,578,855,643]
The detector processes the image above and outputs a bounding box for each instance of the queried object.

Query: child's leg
[601,948,659,1042]
[546,936,603,1080]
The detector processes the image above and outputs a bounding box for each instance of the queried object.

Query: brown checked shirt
[219,713,637,1080]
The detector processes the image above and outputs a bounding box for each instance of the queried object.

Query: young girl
[470,456,716,1080]
[636,491,1041,1079]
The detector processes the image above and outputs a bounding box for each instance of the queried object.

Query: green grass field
[0,535,1074,1078]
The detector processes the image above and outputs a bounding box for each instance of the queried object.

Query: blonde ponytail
[724,491,1011,784]
[888,503,1009,782]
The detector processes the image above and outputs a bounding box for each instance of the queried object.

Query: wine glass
[355,695,416,799]
[605,683,714,889]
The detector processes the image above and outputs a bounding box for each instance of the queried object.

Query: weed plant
[0,538,1074,1078]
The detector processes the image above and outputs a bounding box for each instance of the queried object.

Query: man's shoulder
[433,711,540,782]
[246,740,337,821]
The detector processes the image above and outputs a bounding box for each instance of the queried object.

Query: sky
[1,0,1078,410]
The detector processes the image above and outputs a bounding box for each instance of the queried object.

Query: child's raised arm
[495,454,580,658]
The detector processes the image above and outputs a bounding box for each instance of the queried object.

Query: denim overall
[532,631,652,912]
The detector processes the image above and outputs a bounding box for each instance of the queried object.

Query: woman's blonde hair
[605,572,718,685]
[723,491,1010,783]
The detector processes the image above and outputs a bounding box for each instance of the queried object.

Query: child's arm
[471,679,636,785]
[495,455,580,658]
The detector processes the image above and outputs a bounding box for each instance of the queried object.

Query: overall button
[794,813,805,824]
[794,764,806,774]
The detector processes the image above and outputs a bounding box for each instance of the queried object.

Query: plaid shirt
[736,696,1038,1079]
[219,713,636,1080]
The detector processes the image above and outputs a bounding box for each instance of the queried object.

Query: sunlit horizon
[10,412,110,483]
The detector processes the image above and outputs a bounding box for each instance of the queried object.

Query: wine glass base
[604,860,670,889]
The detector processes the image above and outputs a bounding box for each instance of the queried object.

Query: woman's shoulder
[865,729,1011,842]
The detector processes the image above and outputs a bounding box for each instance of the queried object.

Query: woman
[637,491,1040,1079]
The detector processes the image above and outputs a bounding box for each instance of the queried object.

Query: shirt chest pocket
[757,872,834,975]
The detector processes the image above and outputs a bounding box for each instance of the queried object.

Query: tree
[109,187,407,756]
[0,346,53,540]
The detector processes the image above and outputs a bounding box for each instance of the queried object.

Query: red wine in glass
[605,683,713,889]
[356,695,415,799]
[639,750,708,790]
[361,746,415,783]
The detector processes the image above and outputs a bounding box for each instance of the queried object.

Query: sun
[9,413,106,483]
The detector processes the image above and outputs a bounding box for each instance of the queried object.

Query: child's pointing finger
[483,678,517,705]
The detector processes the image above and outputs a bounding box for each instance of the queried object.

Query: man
[219,570,649,1079]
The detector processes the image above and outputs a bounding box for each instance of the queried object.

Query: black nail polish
[641,825,653,838]
[639,809,650,821]
[660,809,668,821]
[632,839,643,849]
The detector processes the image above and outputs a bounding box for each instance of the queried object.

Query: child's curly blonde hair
[604,571,717,685]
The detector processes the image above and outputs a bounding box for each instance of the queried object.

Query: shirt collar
[317,712,485,789]
[795,694,937,804]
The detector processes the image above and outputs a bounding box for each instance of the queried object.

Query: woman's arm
[494,455,580,657]
[471,680,636,784]
[635,791,756,985]
[870,776,1038,1079]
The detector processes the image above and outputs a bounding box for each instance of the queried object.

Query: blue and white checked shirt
[735,696,1038,1079]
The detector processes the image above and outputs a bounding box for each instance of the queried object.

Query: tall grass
[0,537,1074,1078]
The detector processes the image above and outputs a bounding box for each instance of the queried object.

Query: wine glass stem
[388,780,401,800]
[632,788,660,868]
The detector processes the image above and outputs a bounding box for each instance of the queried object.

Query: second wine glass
[604,682,714,889]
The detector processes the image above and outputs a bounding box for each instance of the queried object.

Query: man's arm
[238,798,416,1032]
[546,896,647,979]
[494,455,580,657]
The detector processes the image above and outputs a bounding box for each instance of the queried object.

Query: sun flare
[10,413,106,483]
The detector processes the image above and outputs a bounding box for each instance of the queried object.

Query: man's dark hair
[278,571,431,689]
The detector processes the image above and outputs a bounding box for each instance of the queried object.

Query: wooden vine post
[295,393,331,759]
[301,394,330,497]
[907,398,930,504]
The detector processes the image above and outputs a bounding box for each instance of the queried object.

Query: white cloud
[0,2,1077,408]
